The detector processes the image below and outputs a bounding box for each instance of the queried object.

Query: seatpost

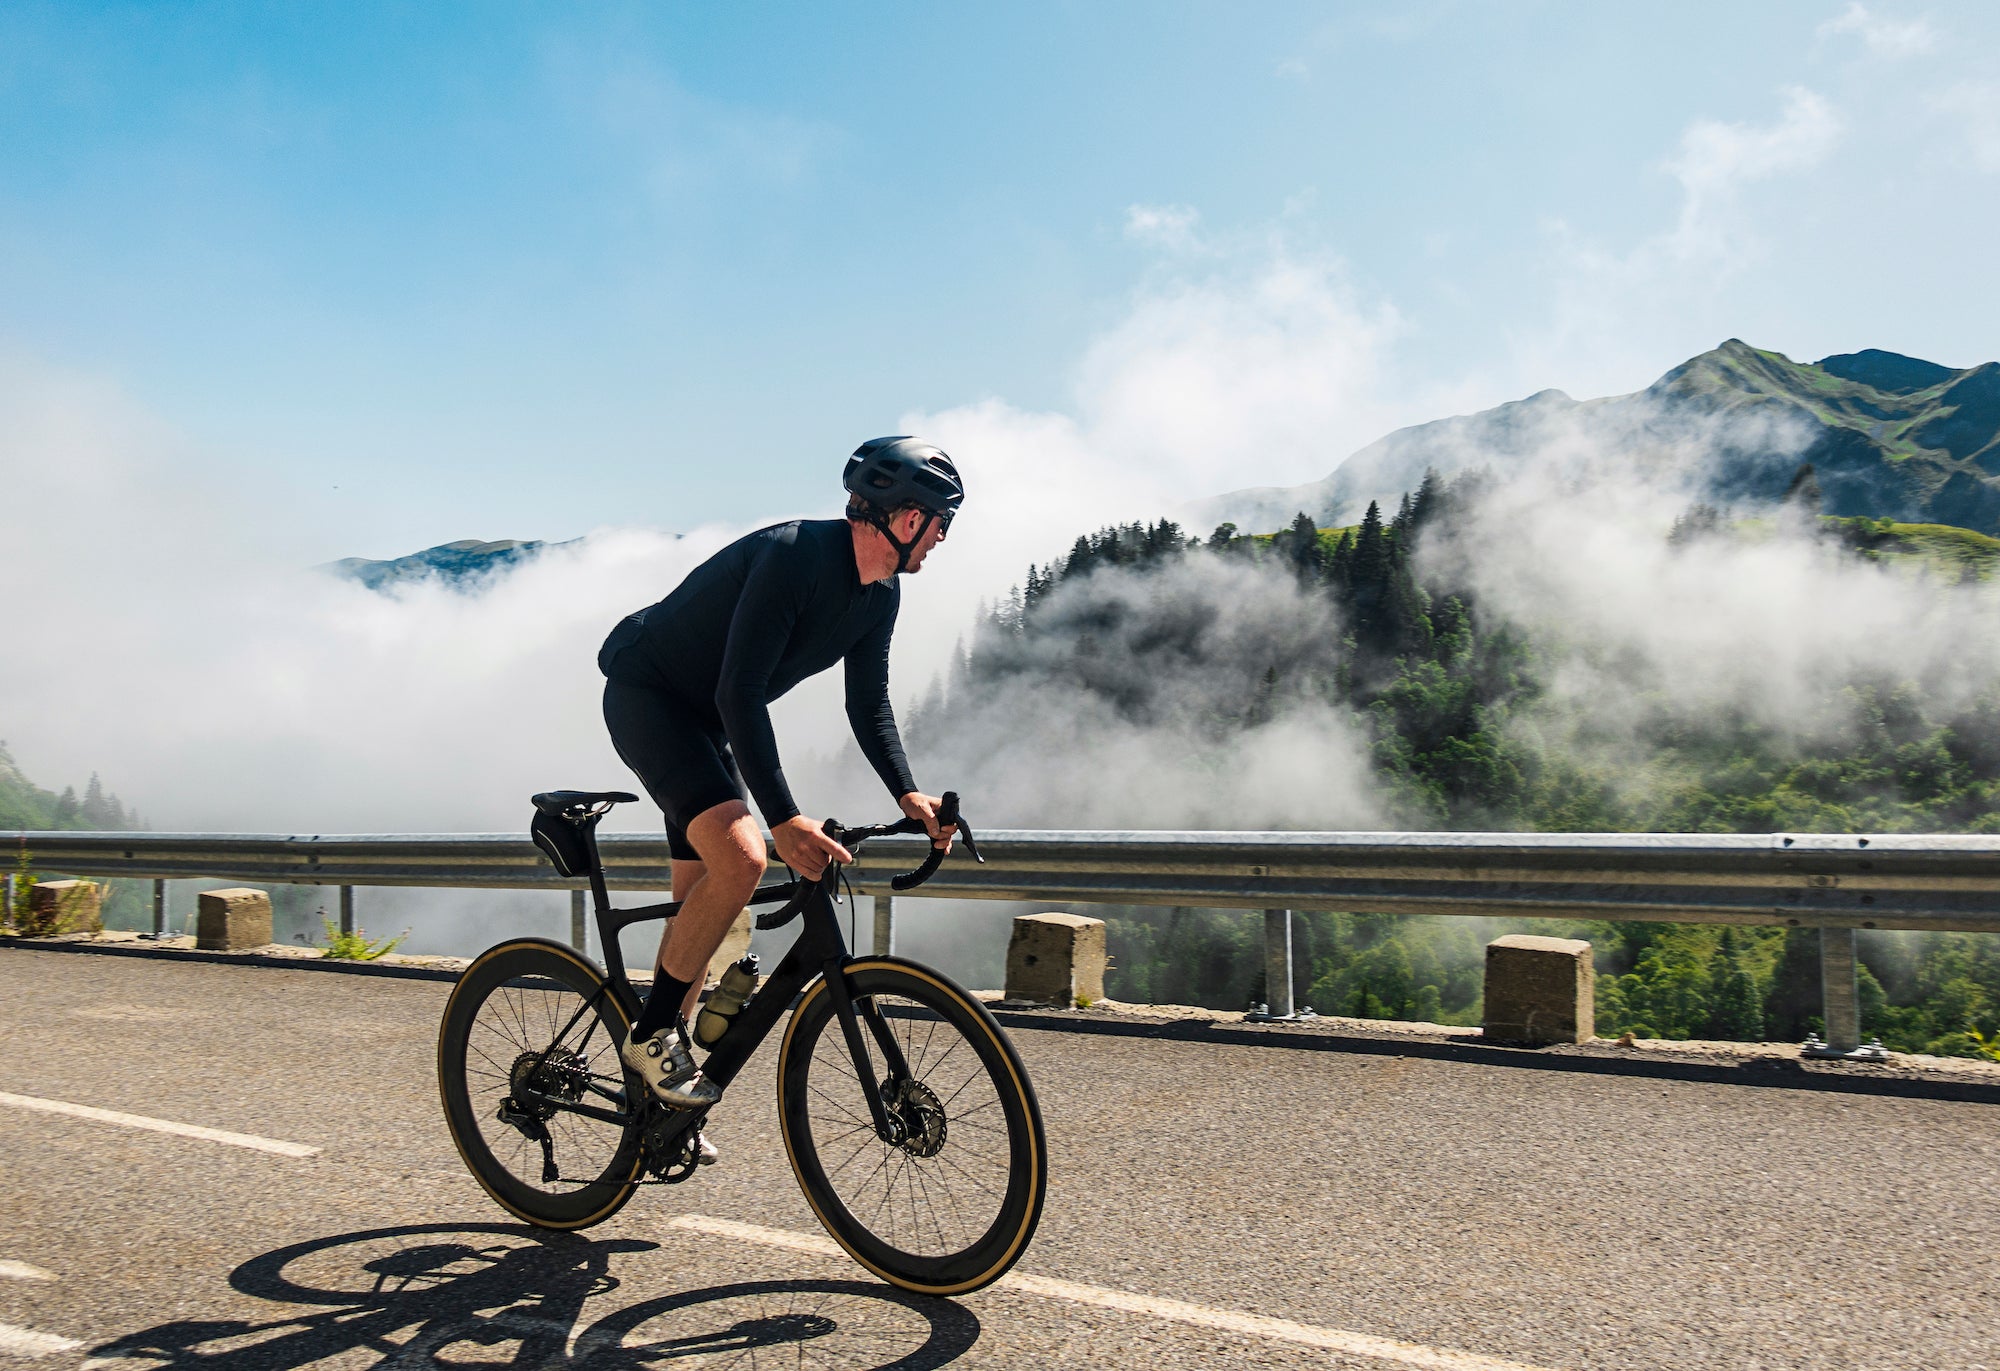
[581,814,612,913]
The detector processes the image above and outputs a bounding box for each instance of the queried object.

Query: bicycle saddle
[531,790,639,817]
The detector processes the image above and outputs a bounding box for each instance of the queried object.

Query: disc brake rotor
[885,1077,947,1158]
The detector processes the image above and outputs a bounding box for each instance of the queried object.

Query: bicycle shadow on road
[81,1220,982,1369]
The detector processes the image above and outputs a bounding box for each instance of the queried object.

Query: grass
[1826,516,2000,580]
[319,916,409,961]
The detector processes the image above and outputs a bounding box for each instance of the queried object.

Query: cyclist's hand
[773,815,852,881]
[899,792,958,852]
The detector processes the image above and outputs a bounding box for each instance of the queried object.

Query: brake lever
[886,791,986,890]
[935,791,984,864]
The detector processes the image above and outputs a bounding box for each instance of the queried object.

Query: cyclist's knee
[686,802,764,896]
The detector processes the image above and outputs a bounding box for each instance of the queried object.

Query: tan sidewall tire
[437,937,644,1230]
[777,958,1047,1295]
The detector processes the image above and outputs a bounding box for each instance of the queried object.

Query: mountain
[1190,341,2000,535]
[321,538,576,591]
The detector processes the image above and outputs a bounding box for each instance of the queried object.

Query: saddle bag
[530,808,593,879]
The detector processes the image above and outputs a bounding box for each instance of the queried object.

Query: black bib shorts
[601,679,748,861]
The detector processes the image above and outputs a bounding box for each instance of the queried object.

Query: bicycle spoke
[458,973,633,1198]
[793,976,1022,1262]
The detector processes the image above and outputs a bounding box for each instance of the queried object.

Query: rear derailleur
[495,1098,559,1183]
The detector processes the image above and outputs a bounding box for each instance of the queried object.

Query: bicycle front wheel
[777,958,1047,1295]
[437,937,643,1229]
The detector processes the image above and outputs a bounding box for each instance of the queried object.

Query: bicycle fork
[822,956,917,1145]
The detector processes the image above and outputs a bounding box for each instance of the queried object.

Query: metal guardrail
[10,828,2000,931]
[13,827,2000,1058]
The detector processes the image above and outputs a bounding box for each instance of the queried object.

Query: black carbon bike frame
[523,804,974,1158]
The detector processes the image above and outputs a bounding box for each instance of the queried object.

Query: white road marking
[0,1260,56,1282]
[668,1215,1561,1371]
[0,1322,84,1357]
[0,1091,320,1159]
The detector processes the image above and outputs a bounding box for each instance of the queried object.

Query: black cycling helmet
[843,436,964,572]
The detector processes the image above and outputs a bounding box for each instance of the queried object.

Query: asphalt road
[0,946,1995,1370]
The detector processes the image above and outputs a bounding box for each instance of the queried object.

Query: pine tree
[1409,469,1442,535]
[1326,528,1354,594]
[1346,501,1397,657]
[1390,491,1415,540]
[1285,511,1322,581]
[1381,552,1434,658]
[1351,500,1388,590]
[1668,503,1724,547]
[1763,927,1822,1041]
[1066,534,1093,581]
[1706,929,1766,1040]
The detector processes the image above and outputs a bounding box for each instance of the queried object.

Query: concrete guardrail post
[338,885,355,937]
[1263,908,1294,1017]
[1818,926,1861,1054]
[872,894,895,956]
[1004,912,1106,1006]
[570,888,587,952]
[152,879,167,937]
[1483,934,1594,1045]
[197,887,274,950]
[29,879,104,934]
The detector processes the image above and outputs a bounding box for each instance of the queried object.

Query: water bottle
[695,954,760,1046]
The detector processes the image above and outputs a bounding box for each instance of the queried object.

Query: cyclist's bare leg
[654,799,763,1020]
[667,857,705,1018]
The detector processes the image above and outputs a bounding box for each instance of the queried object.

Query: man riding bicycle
[597,436,964,1149]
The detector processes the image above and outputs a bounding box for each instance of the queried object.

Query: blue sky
[3,1,1997,556]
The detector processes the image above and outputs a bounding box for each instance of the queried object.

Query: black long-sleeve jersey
[598,518,917,825]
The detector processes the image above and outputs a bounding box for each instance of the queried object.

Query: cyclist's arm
[715,537,810,826]
[843,600,919,801]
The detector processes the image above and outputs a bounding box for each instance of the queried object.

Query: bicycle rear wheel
[777,959,1046,1295]
[437,938,643,1228]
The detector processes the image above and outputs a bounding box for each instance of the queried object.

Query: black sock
[632,970,695,1043]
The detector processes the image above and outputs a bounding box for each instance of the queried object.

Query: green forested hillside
[917,477,2000,1055]
[0,743,136,831]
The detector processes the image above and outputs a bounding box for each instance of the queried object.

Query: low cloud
[0,349,750,833]
[1818,3,1939,59]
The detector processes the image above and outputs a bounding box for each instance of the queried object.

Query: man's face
[892,507,949,573]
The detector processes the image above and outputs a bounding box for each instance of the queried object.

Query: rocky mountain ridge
[320,538,578,591]
[1190,341,2000,535]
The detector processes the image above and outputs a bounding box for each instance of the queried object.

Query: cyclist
[598,436,964,1140]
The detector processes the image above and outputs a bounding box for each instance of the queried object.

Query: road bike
[436,789,1047,1296]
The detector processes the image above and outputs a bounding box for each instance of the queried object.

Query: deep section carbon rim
[439,940,641,1227]
[781,962,1044,1292]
